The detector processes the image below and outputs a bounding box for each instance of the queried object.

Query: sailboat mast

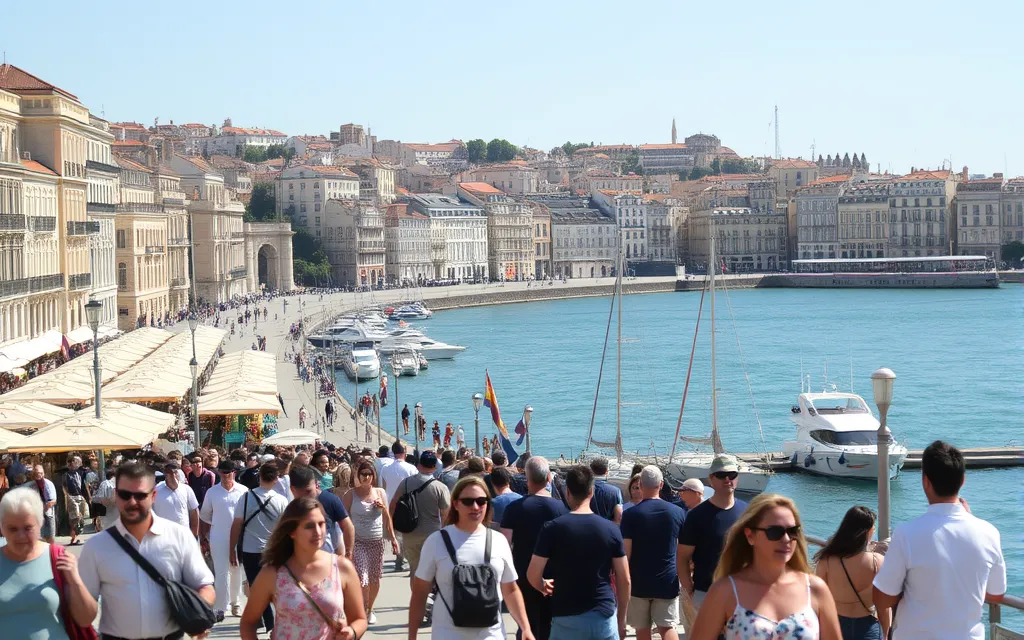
[615,242,623,462]
[710,233,723,455]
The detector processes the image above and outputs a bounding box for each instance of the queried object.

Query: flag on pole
[484,371,519,461]
[60,335,71,362]
[513,415,527,447]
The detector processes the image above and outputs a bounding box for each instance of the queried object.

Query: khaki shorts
[66,495,88,521]
[627,596,680,630]
[681,590,707,629]
[403,534,428,576]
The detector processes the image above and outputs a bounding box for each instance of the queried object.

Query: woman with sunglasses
[409,476,535,640]
[240,497,367,640]
[814,506,890,639]
[623,473,643,511]
[689,494,842,640]
[342,459,399,625]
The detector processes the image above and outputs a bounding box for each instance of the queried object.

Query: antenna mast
[774,105,781,159]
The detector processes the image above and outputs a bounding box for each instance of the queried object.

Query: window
[289,183,293,190]
[315,216,321,226]
[117,263,127,287]
[314,182,319,189]
[314,203,320,212]
[301,183,306,190]
[116,229,126,248]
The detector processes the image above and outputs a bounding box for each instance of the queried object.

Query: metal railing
[86,202,116,214]
[0,278,29,299]
[86,159,122,174]
[358,240,386,251]
[67,221,100,235]
[29,216,56,232]
[229,266,247,278]
[144,246,165,254]
[0,214,26,231]
[231,231,245,240]
[170,277,188,287]
[162,197,186,207]
[68,273,91,290]
[167,237,190,246]
[116,203,163,214]
[29,274,63,293]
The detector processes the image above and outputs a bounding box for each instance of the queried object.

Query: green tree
[710,158,721,174]
[486,138,517,162]
[244,182,276,221]
[683,166,714,181]
[1002,241,1024,266]
[621,152,642,175]
[242,146,267,163]
[559,141,593,157]
[264,144,288,160]
[467,139,486,163]
[720,158,762,174]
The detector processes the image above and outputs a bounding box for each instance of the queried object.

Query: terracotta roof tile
[115,156,153,173]
[806,175,851,186]
[112,140,146,147]
[405,142,462,153]
[772,158,817,169]
[20,159,56,175]
[900,169,951,181]
[459,182,503,195]
[221,126,286,137]
[640,144,688,150]
[0,64,78,100]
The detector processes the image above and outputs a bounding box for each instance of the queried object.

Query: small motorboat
[340,342,381,381]
[388,349,420,377]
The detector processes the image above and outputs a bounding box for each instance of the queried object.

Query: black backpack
[435,529,500,628]
[392,477,434,533]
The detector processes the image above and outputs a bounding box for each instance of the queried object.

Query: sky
[6,0,1023,176]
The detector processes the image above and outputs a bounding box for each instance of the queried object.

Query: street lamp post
[85,299,104,472]
[871,367,896,541]
[392,360,401,443]
[188,314,200,451]
[472,393,483,456]
[414,402,423,453]
[523,405,533,457]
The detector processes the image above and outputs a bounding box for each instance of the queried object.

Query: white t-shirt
[199,482,248,540]
[152,481,199,530]
[382,459,418,503]
[873,502,1006,640]
[374,456,394,488]
[415,525,517,640]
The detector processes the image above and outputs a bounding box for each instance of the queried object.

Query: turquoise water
[335,285,1024,616]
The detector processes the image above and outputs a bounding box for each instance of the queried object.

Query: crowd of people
[0,439,1009,640]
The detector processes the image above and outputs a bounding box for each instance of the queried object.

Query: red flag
[60,335,71,361]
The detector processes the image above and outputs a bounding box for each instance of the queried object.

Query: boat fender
[790,452,798,466]
[838,452,846,465]
[826,457,834,471]
[804,454,816,468]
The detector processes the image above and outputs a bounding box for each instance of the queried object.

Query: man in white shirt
[873,440,1006,640]
[152,461,200,537]
[25,465,57,542]
[79,462,214,640]
[94,467,120,530]
[374,445,393,489]
[200,459,249,620]
[381,441,418,572]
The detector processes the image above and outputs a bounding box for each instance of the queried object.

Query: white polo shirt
[199,481,248,540]
[79,515,214,638]
[873,502,1006,640]
[152,481,199,530]
[381,458,418,503]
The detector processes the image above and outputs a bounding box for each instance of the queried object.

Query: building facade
[888,170,954,258]
[322,199,386,287]
[550,209,618,278]
[532,205,551,278]
[458,183,534,281]
[202,124,286,157]
[154,166,191,312]
[276,164,360,227]
[794,176,849,259]
[384,202,431,285]
[838,182,890,259]
[769,158,820,198]
[687,207,788,272]
[459,164,539,195]
[1002,178,1024,247]
[404,193,488,281]
[955,177,1002,259]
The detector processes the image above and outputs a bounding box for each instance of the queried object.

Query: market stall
[7,401,176,453]
[0,401,75,431]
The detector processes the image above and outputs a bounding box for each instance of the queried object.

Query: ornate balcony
[144,246,165,254]
[67,221,100,236]
[116,203,163,214]
[86,202,116,214]
[29,274,64,293]
[86,159,122,174]
[162,197,186,207]
[29,216,57,232]
[0,278,29,299]
[167,237,190,246]
[170,277,188,288]
[358,240,386,252]
[0,214,26,231]
[68,273,92,290]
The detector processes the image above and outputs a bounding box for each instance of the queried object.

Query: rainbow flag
[484,371,519,461]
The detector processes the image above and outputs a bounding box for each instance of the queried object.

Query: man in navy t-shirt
[289,464,354,556]
[500,456,568,640]
[529,465,630,640]
[677,455,747,613]
[621,466,687,640]
[590,457,623,523]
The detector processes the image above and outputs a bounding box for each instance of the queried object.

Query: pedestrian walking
[62,455,89,546]
[0,487,98,638]
[620,466,687,640]
[325,398,335,427]
[499,456,568,640]
[78,462,214,639]
[289,464,356,558]
[443,422,454,448]
[312,450,334,490]
[239,497,368,640]
[187,454,217,508]
[200,459,249,620]
[589,457,623,523]
[401,404,410,434]
[343,460,400,626]
[489,467,522,529]
[299,405,308,429]
[95,467,119,531]
[152,461,200,536]
[84,457,102,533]
[409,475,534,640]
[677,478,704,514]
[26,465,56,543]
[372,393,380,422]
[815,506,890,639]
[678,454,748,619]
[872,440,1006,640]
[237,452,262,490]
[230,462,289,635]
[432,421,442,449]
[688,494,842,640]
[456,424,465,449]
[527,465,630,640]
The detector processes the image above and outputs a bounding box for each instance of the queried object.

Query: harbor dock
[735,446,1024,471]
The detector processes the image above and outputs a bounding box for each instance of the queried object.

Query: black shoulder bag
[236,491,271,557]
[435,529,500,628]
[108,530,217,635]
[392,477,434,534]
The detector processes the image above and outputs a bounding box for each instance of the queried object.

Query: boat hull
[666,458,771,495]
[767,272,999,289]
[782,442,906,479]
[341,359,380,381]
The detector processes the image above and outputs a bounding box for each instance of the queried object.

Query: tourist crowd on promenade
[0,438,1009,640]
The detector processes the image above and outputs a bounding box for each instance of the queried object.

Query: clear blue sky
[7,0,1022,175]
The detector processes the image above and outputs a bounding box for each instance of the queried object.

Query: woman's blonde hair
[714,493,811,581]
[444,476,493,527]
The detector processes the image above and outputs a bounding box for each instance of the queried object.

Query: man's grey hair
[525,456,551,485]
[640,465,663,490]
[0,487,44,528]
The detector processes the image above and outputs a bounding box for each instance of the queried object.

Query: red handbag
[49,544,99,640]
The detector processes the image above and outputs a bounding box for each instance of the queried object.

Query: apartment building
[322,199,386,287]
[276,164,360,227]
[384,202,431,285]
[888,169,954,257]
[458,183,534,281]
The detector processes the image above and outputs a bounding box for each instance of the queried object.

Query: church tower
[671,118,677,144]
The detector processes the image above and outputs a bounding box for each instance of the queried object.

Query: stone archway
[244,222,295,293]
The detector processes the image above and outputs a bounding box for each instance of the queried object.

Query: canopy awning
[7,401,175,453]
[0,376,100,406]
[0,353,30,374]
[66,324,121,345]
[198,389,280,416]
[0,329,64,363]
[197,349,278,405]
[0,428,28,452]
[0,400,75,430]
[103,326,226,403]
[261,430,318,446]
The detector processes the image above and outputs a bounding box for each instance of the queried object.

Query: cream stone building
[154,166,191,312]
[579,172,643,195]
[84,116,118,331]
[384,202,431,285]
[888,169,955,258]
[168,154,248,303]
[687,207,787,272]
[1001,178,1024,246]
[769,158,820,198]
[955,176,1002,259]
[343,158,397,205]
[404,193,488,281]
[458,164,539,195]
[550,208,618,279]
[531,204,551,278]
[457,183,534,281]
[838,182,890,259]
[794,175,849,259]
[322,199,386,287]
[275,164,360,229]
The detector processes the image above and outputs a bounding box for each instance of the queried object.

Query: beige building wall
[532,206,551,278]
[114,158,169,329]
[687,207,787,272]
[838,188,890,259]
[322,200,386,287]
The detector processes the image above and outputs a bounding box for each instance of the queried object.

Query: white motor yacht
[340,342,381,381]
[378,335,466,360]
[307,322,390,347]
[782,391,907,479]
[665,456,772,495]
[387,349,420,376]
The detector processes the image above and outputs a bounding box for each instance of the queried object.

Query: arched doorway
[257,244,279,291]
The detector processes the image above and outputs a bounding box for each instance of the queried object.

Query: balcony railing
[0,278,29,299]
[167,237,190,246]
[29,216,56,232]
[170,277,188,287]
[358,240,386,252]
[68,273,91,290]
[144,245,165,255]
[229,267,247,279]
[67,221,101,236]
[0,214,26,231]
[116,203,163,214]
[86,159,122,174]
[162,197,186,206]
[86,202,116,214]
[29,274,64,293]
[231,231,245,241]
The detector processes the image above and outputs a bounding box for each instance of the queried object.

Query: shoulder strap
[728,576,740,604]
[409,478,434,496]
[484,528,491,564]
[108,529,168,588]
[439,529,459,565]
[839,557,873,613]
[282,564,339,630]
[244,491,271,527]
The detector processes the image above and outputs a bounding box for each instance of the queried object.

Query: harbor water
[334,285,1024,612]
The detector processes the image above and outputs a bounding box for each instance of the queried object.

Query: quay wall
[426,279,679,311]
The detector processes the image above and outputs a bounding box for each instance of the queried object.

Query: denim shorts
[838,615,881,640]
[550,610,617,640]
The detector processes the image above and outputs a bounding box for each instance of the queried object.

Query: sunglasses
[712,471,739,480]
[116,489,152,502]
[458,497,490,508]
[754,525,801,541]
[358,473,373,479]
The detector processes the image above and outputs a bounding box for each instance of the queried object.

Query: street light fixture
[84,299,104,472]
[871,367,896,540]
[523,405,533,456]
[414,402,424,453]
[472,393,484,456]
[190,357,199,450]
